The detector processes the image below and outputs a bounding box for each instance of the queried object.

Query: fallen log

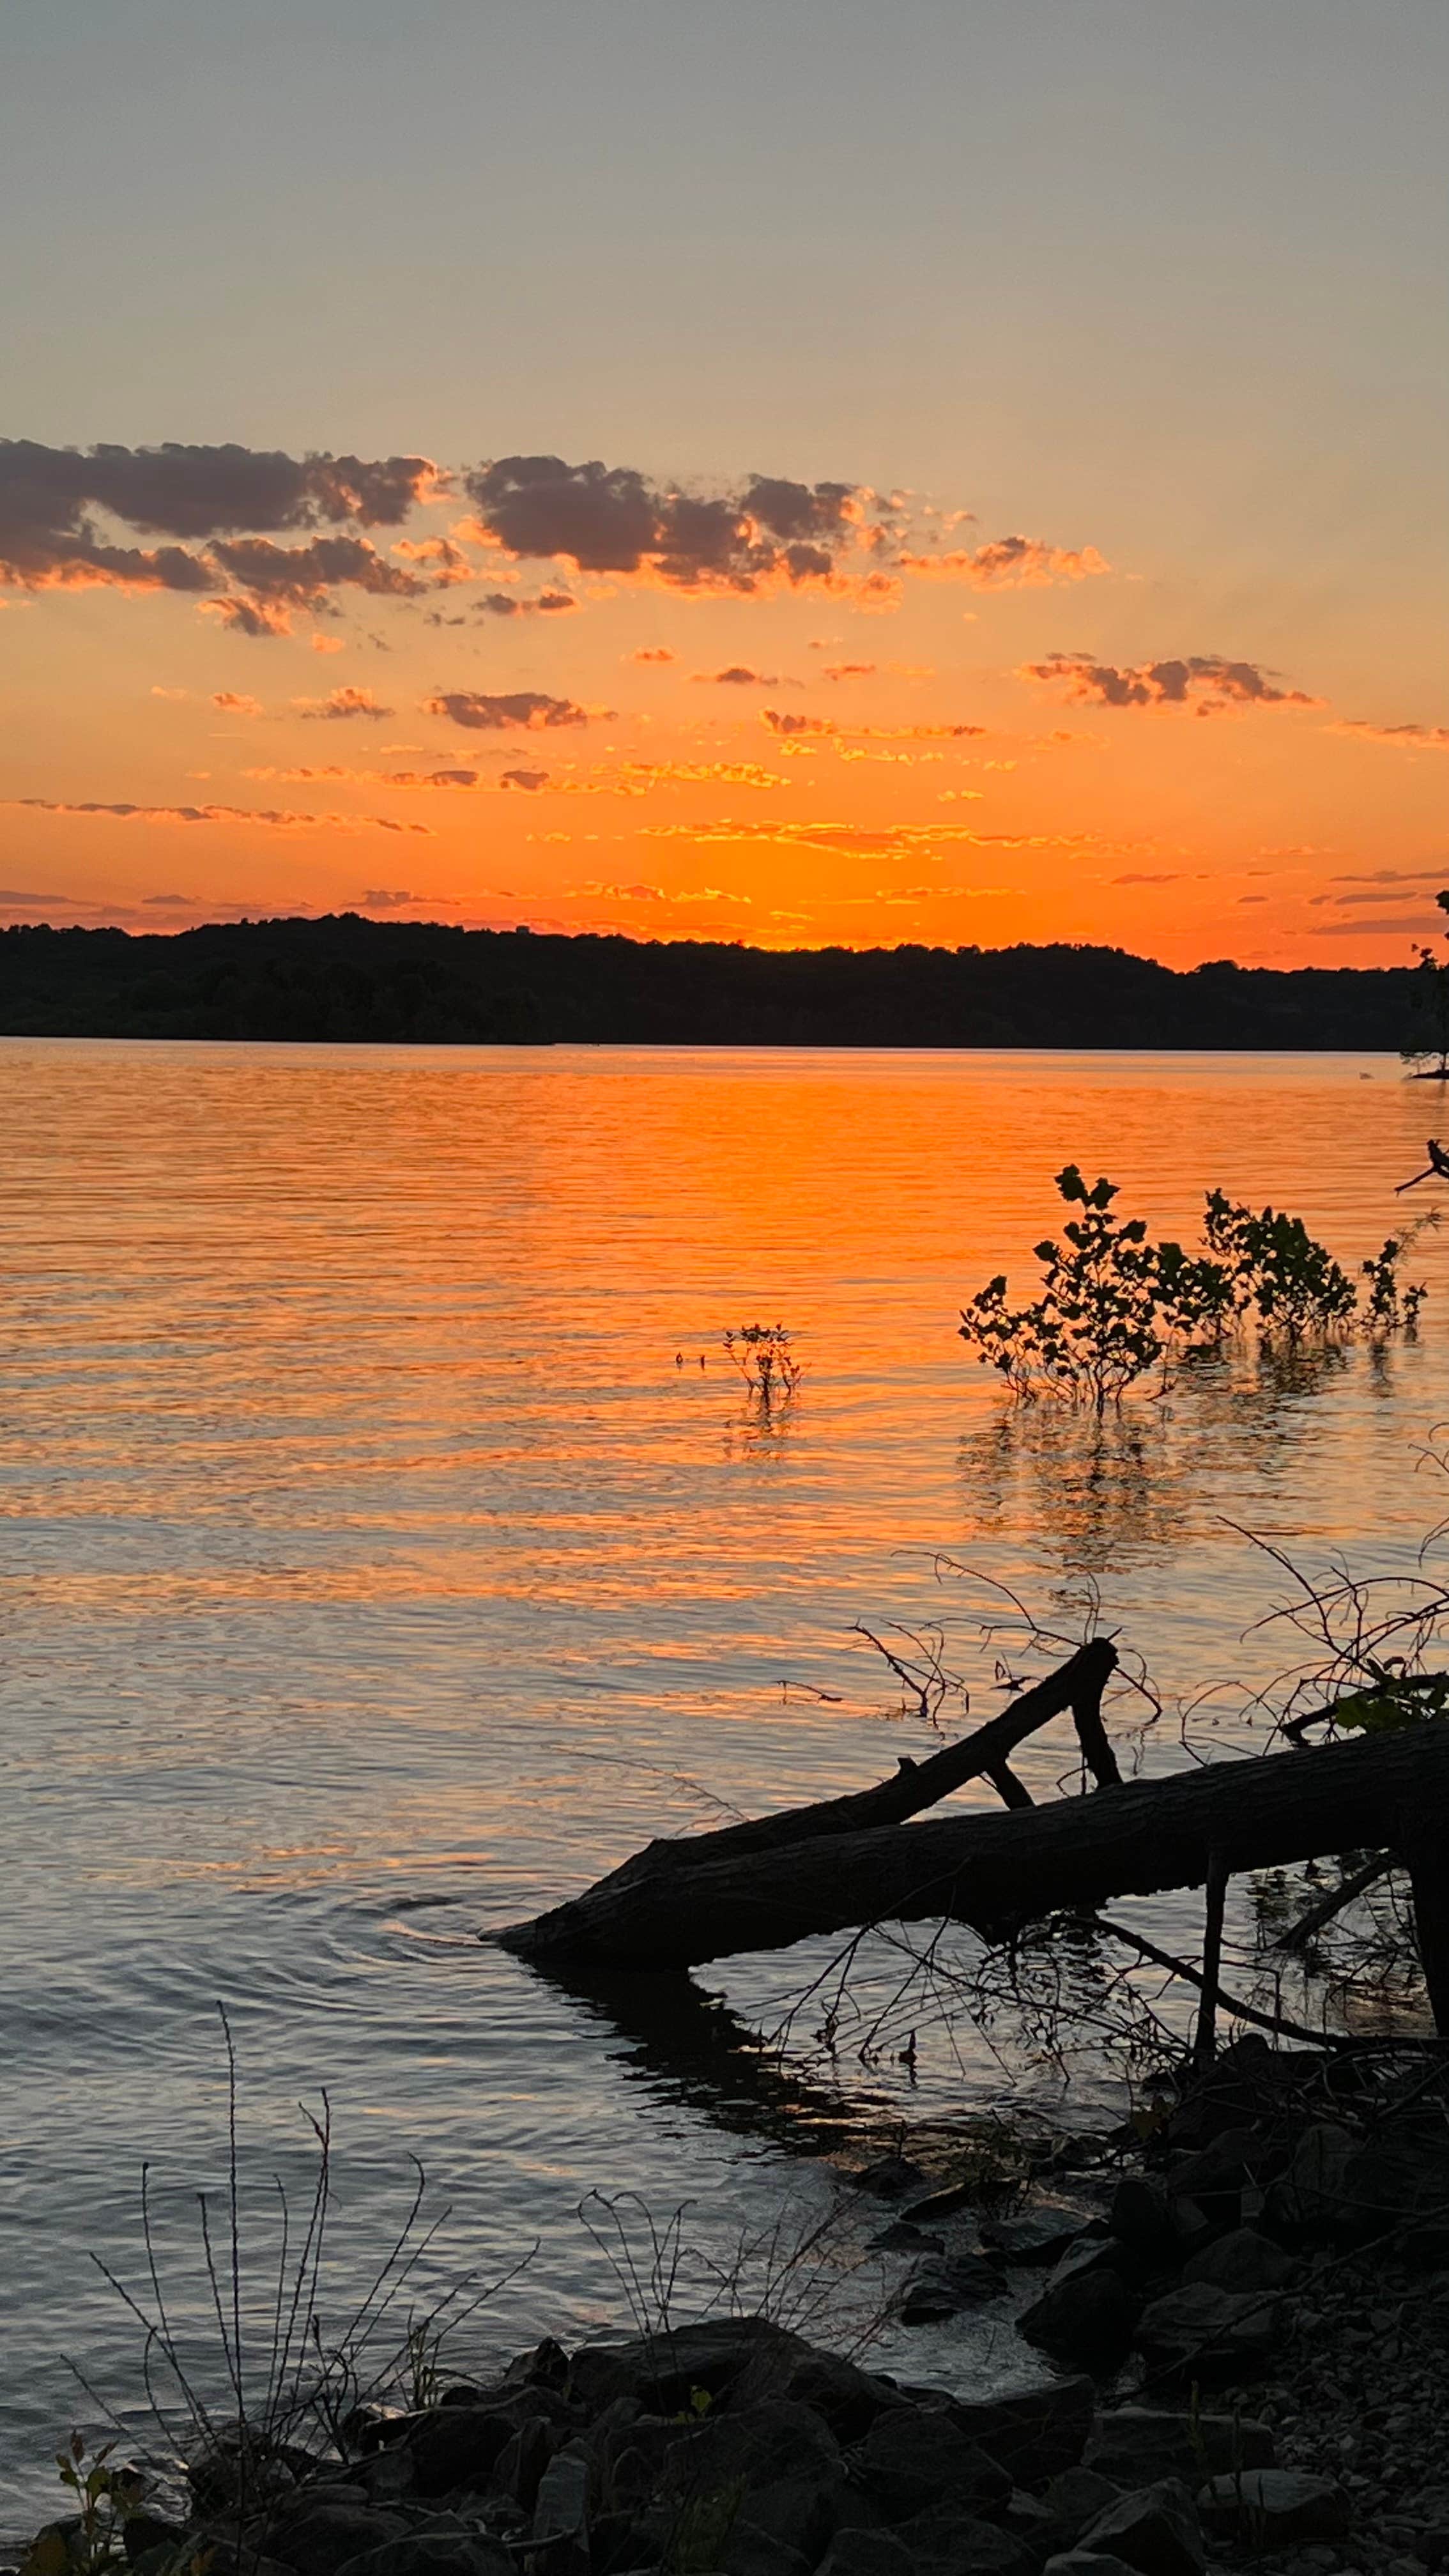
[497,1721,1449,2031]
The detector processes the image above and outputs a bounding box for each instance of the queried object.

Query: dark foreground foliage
[0,914,1434,1046]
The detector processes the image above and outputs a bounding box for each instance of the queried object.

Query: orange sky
[3,455,1445,967]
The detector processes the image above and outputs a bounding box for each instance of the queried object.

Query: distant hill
[0,913,1429,1048]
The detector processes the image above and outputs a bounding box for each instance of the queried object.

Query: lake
[3,1042,1446,2521]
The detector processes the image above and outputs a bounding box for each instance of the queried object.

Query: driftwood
[498,1643,1449,2034]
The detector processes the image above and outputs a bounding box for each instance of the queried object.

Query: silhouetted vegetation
[0,912,1439,1045]
[959,1167,1425,1408]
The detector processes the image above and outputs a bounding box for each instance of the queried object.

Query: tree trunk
[497,1721,1449,2021]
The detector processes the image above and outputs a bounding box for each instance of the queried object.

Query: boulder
[1042,2556,1145,2576]
[717,2519,813,2576]
[1079,2480,1205,2576]
[1037,2469,1124,2549]
[1179,2227,1292,2295]
[1019,2268,1137,2373]
[334,2543,518,2576]
[571,2318,802,2419]
[269,2501,409,2575]
[848,2404,1011,2522]
[659,2400,843,2563]
[982,2210,1107,2269]
[403,2410,523,2499]
[1197,2468,1349,2547]
[1264,2124,1356,2239]
[898,2257,1006,2324]
[730,2344,893,2442]
[1132,2283,1280,2377]
[816,2531,916,2576]
[948,2378,1097,2487]
[1085,2409,1274,2487]
[1107,2181,1177,2269]
[532,2445,592,2575]
[493,2415,563,2513]
[890,2502,1037,2576]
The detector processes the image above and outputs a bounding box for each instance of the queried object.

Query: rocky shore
[15,2035,1449,2576]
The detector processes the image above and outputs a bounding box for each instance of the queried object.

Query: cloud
[501,768,551,792]
[762,709,985,741]
[359,888,418,908]
[245,763,482,790]
[694,665,778,686]
[640,815,1080,859]
[901,536,1110,588]
[207,534,425,634]
[1310,885,1446,910]
[1112,871,1183,885]
[212,689,263,716]
[1331,721,1449,750]
[295,685,393,721]
[824,662,877,680]
[425,689,595,731]
[1022,652,1317,712]
[1309,915,1438,937]
[462,454,873,594]
[473,586,578,617]
[1330,868,1448,886]
[631,646,675,664]
[10,797,432,834]
[0,438,434,598]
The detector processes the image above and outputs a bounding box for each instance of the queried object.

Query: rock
[269,2501,409,2575]
[898,2256,1005,2323]
[1086,2409,1274,2487]
[493,2416,562,2513]
[123,2510,188,2566]
[1038,2469,1125,2548]
[502,2337,572,2393]
[1108,2181,1177,2269]
[1020,2267,1137,2373]
[848,2405,1011,2523]
[533,2445,592,2575]
[869,2222,946,2253]
[1181,2227,1293,2295]
[571,2318,803,2418]
[890,2503,1036,2576]
[1133,2282,1280,2376]
[403,2409,523,2499]
[730,2343,893,2442]
[333,2543,517,2576]
[815,2531,915,2576]
[1402,2221,1449,2271]
[1265,2124,1357,2239]
[717,2520,812,2576]
[659,2400,843,2562]
[855,2154,929,2200]
[1042,2556,1144,2576]
[1079,2480,1205,2576]
[1165,2127,1266,2218]
[1197,2468,1349,2547]
[982,2209,1106,2268]
[948,2378,1098,2486]
[1349,2128,1449,2231]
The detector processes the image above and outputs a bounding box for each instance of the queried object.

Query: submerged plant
[960,1167,1428,1409]
[723,1322,802,1406]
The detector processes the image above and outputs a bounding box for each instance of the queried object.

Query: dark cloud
[425,690,593,732]
[463,455,869,593]
[763,710,836,737]
[0,438,433,595]
[210,535,424,611]
[500,769,551,791]
[632,646,676,664]
[696,666,779,686]
[1312,886,1446,909]
[1112,871,1183,885]
[1023,652,1316,712]
[1331,868,1448,885]
[10,797,431,833]
[297,685,394,721]
[473,586,579,618]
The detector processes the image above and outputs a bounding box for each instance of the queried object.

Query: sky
[1,0,1445,965]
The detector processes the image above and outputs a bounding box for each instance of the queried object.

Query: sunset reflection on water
[3,1042,1446,2512]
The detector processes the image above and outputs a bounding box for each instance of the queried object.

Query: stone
[948,2378,1098,2486]
[404,2409,523,2499]
[870,2222,947,2253]
[898,2256,1006,2323]
[1108,2181,1177,2269]
[1085,2409,1275,2487]
[1197,2468,1349,2547]
[1042,2556,1144,2576]
[333,2543,518,2576]
[571,2317,803,2418]
[660,2400,843,2562]
[533,2444,592,2573]
[1133,2282,1280,2376]
[890,2503,1036,2576]
[1401,2221,1449,2271]
[731,2343,894,2442]
[1181,2227,1294,2295]
[269,2501,409,2575]
[1080,2479,1205,2576]
[1020,2267,1137,2373]
[502,2337,571,2393]
[1265,2124,1357,2239]
[1038,2469,1125,2547]
[982,2209,1107,2269]
[815,2530,915,2576]
[493,2416,562,2514]
[718,2520,813,2576]
[850,2405,1011,2522]
[855,2154,930,2200]
[123,2509,188,2565]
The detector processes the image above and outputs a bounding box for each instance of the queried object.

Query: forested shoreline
[0,916,1432,1047]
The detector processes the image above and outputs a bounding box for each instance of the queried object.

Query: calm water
[3,1043,1446,2519]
